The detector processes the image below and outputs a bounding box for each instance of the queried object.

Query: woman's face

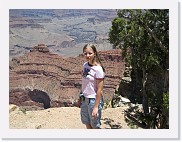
[83,47,95,64]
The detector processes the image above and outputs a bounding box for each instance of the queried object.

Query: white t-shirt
[82,62,105,98]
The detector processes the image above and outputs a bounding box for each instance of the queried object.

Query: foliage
[109,9,169,70]
[162,91,169,109]
[109,9,169,128]
[20,108,27,114]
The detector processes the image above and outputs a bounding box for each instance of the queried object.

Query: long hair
[83,44,105,72]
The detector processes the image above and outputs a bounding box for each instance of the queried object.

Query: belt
[84,97,95,104]
[80,95,95,104]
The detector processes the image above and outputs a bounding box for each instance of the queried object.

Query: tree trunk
[163,69,169,93]
[142,67,149,114]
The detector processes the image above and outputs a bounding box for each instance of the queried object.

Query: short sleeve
[95,66,105,79]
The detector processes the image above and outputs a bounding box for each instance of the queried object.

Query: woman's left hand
[92,107,98,119]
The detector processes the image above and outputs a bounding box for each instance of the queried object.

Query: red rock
[9,44,125,109]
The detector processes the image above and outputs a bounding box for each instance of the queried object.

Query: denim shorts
[80,96,104,129]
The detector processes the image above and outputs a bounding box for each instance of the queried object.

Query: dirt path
[9,104,130,129]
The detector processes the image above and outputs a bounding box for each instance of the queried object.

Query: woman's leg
[80,99,92,128]
[88,98,104,129]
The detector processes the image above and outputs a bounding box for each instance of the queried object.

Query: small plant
[20,108,27,114]
[103,100,112,109]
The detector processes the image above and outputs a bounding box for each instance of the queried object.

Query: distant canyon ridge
[9,9,117,59]
[9,10,126,110]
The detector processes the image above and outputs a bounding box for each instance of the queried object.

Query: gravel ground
[9,104,130,129]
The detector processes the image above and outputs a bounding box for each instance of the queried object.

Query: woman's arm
[92,79,104,119]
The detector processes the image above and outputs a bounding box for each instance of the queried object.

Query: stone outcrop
[9,44,125,110]
[30,44,50,53]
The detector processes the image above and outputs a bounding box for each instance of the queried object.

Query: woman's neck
[88,61,98,66]
[88,62,93,66]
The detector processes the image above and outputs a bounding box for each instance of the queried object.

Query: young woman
[80,43,105,129]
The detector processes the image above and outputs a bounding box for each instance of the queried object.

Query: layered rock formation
[9,44,125,110]
[9,9,117,59]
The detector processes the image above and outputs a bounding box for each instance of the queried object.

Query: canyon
[9,44,125,110]
[9,9,117,59]
[9,9,127,110]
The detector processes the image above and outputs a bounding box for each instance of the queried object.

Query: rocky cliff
[9,44,125,110]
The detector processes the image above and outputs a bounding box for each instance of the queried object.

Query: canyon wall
[9,44,125,110]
